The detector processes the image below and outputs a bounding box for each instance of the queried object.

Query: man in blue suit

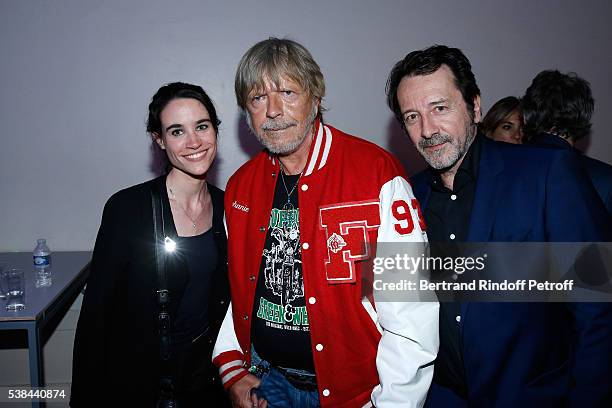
[523,69,612,214]
[385,45,612,407]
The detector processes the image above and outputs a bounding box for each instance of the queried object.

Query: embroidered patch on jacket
[319,200,381,283]
[327,232,347,253]
[232,201,250,213]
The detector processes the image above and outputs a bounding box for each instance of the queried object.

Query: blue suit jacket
[529,132,612,214]
[412,137,612,407]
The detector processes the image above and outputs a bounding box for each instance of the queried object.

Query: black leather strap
[151,183,175,400]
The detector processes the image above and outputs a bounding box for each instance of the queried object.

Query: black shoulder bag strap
[151,184,177,404]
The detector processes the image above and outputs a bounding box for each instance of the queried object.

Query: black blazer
[70,176,229,406]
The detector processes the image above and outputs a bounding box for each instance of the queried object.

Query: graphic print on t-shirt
[263,208,303,309]
[251,174,314,371]
[257,206,308,329]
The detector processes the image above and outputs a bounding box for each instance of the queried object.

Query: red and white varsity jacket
[213,123,439,407]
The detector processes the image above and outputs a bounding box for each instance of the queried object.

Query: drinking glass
[3,268,26,311]
[0,263,7,299]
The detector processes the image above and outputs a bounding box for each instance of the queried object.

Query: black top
[172,229,218,350]
[424,134,482,398]
[71,176,230,407]
[251,173,315,372]
[426,134,481,243]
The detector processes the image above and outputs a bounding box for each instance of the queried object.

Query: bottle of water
[33,239,51,267]
[33,239,52,287]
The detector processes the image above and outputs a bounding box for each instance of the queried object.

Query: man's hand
[229,373,267,408]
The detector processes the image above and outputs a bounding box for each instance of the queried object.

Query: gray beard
[418,122,476,171]
[246,103,318,155]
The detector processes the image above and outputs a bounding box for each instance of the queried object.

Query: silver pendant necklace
[280,164,301,240]
[168,185,204,231]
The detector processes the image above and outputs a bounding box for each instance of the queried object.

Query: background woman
[481,96,524,144]
[71,82,230,407]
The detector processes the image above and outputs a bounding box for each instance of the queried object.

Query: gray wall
[0,0,611,394]
[1,0,611,252]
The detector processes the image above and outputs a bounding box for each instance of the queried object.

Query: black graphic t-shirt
[251,173,315,372]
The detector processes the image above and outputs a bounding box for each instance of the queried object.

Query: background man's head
[386,45,481,172]
[522,70,594,144]
[235,38,325,155]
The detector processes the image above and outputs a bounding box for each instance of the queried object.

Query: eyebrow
[165,118,211,132]
[429,98,448,106]
[401,98,449,116]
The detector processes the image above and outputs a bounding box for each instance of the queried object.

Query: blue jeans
[251,347,320,408]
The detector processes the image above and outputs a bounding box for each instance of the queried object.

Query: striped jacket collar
[267,120,333,176]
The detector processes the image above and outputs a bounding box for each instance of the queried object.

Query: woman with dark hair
[71,82,230,407]
[480,96,523,144]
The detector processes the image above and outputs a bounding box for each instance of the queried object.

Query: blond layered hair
[235,38,325,114]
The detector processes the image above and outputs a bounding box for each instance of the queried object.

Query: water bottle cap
[37,239,46,244]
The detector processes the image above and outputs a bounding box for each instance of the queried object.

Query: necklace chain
[280,164,301,204]
[168,185,205,230]
[279,164,301,242]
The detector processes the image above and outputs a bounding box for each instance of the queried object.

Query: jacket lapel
[462,139,505,323]
[467,138,505,242]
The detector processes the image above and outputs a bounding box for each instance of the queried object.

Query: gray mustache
[419,134,452,148]
[262,120,297,131]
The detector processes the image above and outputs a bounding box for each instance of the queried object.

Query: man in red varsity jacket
[213,38,439,408]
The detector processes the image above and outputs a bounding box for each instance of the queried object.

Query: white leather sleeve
[371,176,439,407]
